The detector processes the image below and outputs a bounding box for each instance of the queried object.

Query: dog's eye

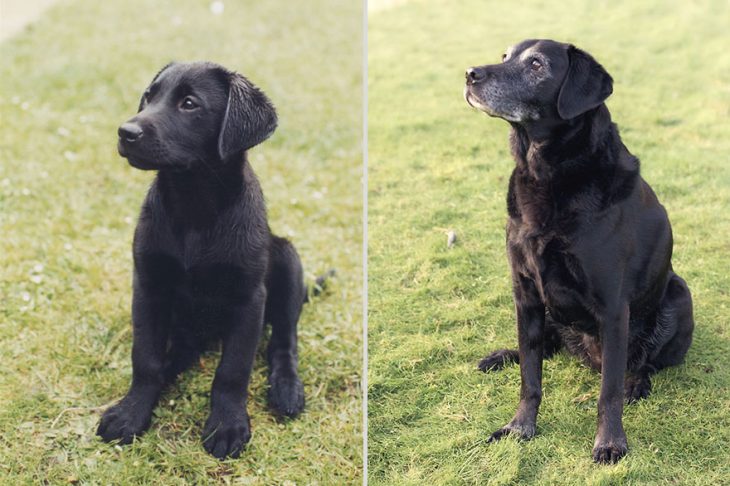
[530,58,542,70]
[181,97,198,110]
[501,53,507,62]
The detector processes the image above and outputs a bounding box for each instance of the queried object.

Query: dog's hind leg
[624,364,656,404]
[264,236,306,417]
[649,272,694,369]
[159,300,202,384]
[478,349,520,372]
[478,313,562,372]
[624,272,694,403]
[163,331,202,385]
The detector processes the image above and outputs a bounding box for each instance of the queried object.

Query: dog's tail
[304,268,336,303]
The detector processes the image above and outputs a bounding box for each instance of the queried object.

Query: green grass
[368,0,730,484]
[0,0,362,483]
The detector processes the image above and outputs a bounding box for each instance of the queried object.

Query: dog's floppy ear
[138,62,175,112]
[557,46,613,120]
[218,72,278,160]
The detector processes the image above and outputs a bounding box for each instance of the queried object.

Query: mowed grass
[368,1,730,484]
[0,0,362,483]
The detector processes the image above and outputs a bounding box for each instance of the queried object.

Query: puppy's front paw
[593,439,629,464]
[202,412,251,459]
[96,400,152,444]
[268,372,305,418]
[487,421,536,443]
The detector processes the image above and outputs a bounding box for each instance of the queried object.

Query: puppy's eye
[181,97,198,110]
[530,58,542,70]
[501,53,507,62]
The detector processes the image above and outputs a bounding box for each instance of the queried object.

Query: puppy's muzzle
[118,122,144,144]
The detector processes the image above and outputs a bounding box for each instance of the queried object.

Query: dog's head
[464,39,613,124]
[118,61,277,170]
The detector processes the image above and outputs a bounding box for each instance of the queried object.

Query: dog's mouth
[118,139,159,170]
[118,139,196,171]
[464,86,499,117]
[125,157,160,170]
[464,85,530,123]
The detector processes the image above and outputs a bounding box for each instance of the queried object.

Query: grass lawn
[0,0,362,483]
[368,1,730,484]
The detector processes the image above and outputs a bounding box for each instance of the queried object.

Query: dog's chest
[509,225,593,326]
[174,233,260,301]
[136,224,261,307]
[137,251,250,303]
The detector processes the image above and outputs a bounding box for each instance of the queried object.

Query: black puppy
[464,40,694,463]
[97,62,310,459]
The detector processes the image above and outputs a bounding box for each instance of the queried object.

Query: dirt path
[0,0,60,42]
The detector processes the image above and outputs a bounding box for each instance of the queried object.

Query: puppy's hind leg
[162,332,202,385]
[478,314,562,372]
[264,236,306,417]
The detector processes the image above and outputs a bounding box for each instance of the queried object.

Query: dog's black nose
[118,122,144,143]
[466,67,487,84]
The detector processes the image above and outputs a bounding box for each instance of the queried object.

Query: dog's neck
[509,104,615,181]
[154,154,261,228]
[506,105,640,227]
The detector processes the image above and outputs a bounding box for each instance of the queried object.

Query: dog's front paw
[268,372,305,418]
[592,436,628,464]
[202,412,251,459]
[96,400,152,444]
[487,421,536,443]
[593,427,629,464]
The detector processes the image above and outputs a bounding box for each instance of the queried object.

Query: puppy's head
[464,39,613,124]
[118,62,277,170]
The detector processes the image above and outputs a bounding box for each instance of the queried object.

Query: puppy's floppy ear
[138,62,175,112]
[557,46,613,120]
[218,72,278,160]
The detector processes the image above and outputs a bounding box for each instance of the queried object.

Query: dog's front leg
[592,303,629,463]
[489,276,545,442]
[202,285,266,459]
[97,281,171,443]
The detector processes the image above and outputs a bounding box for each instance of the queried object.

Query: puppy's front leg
[489,276,545,442]
[593,303,629,464]
[202,285,266,459]
[97,282,171,443]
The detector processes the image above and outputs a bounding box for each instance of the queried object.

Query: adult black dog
[464,40,694,463]
[97,62,313,459]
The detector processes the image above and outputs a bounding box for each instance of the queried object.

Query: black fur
[97,62,316,459]
[465,40,694,463]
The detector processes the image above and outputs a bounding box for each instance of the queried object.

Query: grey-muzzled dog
[464,39,694,463]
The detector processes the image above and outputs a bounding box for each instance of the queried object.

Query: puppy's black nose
[118,122,144,143]
[466,67,487,84]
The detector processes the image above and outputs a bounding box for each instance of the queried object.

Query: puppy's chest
[137,229,263,304]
